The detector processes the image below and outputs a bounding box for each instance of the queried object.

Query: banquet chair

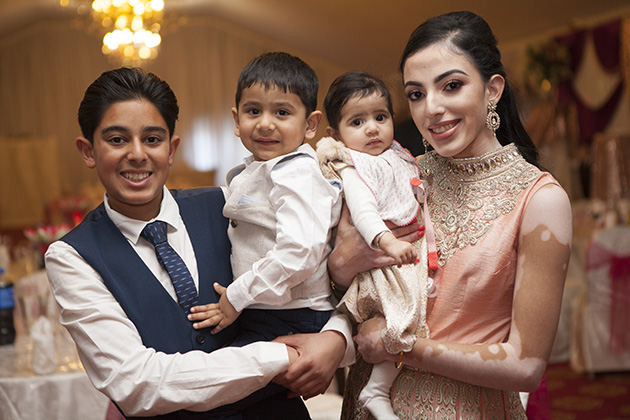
[570,225,630,374]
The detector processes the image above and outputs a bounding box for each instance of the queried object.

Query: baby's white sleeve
[338,166,389,247]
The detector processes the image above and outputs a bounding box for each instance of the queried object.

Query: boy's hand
[188,282,241,333]
[378,232,418,266]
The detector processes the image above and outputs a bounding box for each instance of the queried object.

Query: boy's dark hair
[235,52,319,115]
[78,67,179,144]
[324,71,394,130]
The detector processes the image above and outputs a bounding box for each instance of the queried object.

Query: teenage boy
[45,67,353,419]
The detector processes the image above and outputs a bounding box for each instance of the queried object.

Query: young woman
[329,11,572,419]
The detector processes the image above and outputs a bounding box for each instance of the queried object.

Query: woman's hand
[354,315,396,364]
[328,203,423,289]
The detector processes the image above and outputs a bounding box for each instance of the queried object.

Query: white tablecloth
[0,331,110,420]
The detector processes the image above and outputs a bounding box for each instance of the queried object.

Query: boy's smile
[232,83,321,161]
[76,99,179,221]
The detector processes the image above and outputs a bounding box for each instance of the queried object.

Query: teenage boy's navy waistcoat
[62,187,238,357]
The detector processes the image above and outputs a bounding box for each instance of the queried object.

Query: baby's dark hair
[78,67,179,144]
[235,52,319,115]
[324,71,394,130]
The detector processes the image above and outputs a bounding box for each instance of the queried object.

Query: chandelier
[61,0,166,66]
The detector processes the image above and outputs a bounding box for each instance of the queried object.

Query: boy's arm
[225,155,341,311]
[45,241,290,416]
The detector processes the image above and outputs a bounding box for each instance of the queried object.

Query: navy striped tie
[141,221,198,312]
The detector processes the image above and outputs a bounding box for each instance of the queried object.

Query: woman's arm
[328,203,422,290]
[355,183,572,392]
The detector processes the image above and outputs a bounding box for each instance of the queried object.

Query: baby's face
[335,92,394,156]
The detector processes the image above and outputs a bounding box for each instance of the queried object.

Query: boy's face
[232,83,321,161]
[76,99,180,221]
[328,92,394,156]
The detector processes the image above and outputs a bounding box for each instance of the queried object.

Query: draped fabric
[556,19,624,143]
[586,239,630,354]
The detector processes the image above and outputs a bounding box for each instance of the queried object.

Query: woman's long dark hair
[400,11,540,168]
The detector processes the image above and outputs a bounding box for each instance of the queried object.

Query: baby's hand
[188,283,241,333]
[378,232,418,267]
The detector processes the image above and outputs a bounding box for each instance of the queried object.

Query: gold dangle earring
[422,137,431,152]
[486,101,500,135]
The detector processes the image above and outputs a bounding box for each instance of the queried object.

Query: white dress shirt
[224,149,342,312]
[46,186,355,415]
[45,187,288,416]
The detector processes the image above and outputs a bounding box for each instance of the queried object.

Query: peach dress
[342,143,559,419]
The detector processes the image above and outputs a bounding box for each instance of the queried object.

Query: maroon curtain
[593,20,621,70]
[556,20,622,143]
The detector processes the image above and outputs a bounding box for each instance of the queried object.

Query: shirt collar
[104,185,181,244]
[242,144,312,166]
[243,154,256,165]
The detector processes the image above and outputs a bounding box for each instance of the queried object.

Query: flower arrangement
[54,195,90,226]
[525,39,572,94]
[24,224,72,257]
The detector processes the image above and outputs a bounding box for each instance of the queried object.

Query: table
[0,330,110,420]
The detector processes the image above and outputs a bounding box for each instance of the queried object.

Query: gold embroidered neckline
[445,143,522,181]
[419,143,541,266]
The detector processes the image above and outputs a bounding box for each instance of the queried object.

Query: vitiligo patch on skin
[476,344,508,362]
[333,255,346,268]
[425,340,508,363]
[419,224,570,364]
[514,224,570,361]
[488,344,501,355]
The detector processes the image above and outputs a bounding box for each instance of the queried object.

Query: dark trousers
[208,307,333,420]
[232,307,332,346]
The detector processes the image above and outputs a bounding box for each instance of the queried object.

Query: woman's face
[402,42,503,158]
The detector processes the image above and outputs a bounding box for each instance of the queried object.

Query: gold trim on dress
[417,143,541,265]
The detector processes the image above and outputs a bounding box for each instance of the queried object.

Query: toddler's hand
[187,302,217,329]
[188,283,241,333]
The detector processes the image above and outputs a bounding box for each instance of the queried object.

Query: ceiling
[2,0,630,75]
